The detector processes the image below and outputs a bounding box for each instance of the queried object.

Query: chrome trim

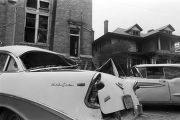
[137,82,165,88]
[172,93,180,96]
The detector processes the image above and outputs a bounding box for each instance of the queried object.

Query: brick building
[93,21,180,75]
[0,0,93,69]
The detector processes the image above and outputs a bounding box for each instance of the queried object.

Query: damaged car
[131,64,180,105]
[0,45,142,120]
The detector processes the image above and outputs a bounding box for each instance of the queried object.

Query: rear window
[20,51,73,70]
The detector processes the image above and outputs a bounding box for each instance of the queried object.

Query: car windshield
[20,51,77,70]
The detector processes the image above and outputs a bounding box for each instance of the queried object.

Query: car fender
[98,74,125,114]
[122,78,140,107]
[0,71,102,120]
[0,93,74,120]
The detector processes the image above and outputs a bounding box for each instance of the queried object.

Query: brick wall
[0,2,6,46]
[14,0,26,45]
[53,0,93,56]
[0,0,93,69]
[0,0,26,46]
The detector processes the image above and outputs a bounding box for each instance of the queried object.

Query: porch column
[151,58,156,64]
[167,59,171,63]
[158,38,161,50]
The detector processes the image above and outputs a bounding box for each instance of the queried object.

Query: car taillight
[84,73,104,109]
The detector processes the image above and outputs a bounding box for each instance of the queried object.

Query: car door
[164,66,180,103]
[135,66,170,103]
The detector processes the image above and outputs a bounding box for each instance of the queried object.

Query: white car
[131,64,180,105]
[0,45,142,120]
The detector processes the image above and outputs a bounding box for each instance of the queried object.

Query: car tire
[0,109,24,120]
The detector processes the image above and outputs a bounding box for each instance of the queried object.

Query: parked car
[0,45,142,120]
[131,64,180,105]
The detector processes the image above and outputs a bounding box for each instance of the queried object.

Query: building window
[162,30,172,35]
[70,28,80,57]
[40,1,49,11]
[25,0,50,44]
[167,31,172,35]
[38,15,48,43]
[25,13,36,43]
[27,0,37,9]
[132,30,140,36]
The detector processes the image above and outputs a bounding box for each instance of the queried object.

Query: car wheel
[0,109,24,120]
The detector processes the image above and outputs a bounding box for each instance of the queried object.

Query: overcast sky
[92,0,180,39]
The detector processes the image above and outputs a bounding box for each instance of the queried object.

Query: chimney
[104,20,108,34]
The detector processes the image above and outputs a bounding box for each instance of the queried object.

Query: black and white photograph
[0,0,180,120]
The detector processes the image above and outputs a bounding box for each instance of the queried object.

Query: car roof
[0,45,59,57]
[134,64,180,68]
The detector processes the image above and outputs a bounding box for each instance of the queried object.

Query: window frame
[39,0,50,11]
[69,27,80,57]
[25,0,50,44]
[132,30,140,36]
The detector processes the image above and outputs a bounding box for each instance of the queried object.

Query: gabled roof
[113,28,130,35]
[142,24,175,37]
[113,24,143,37]
[125,24,143,32]
[113,27,144,37]
[157,24,175,32]
[113,24,175,38]
[94,24,178,43]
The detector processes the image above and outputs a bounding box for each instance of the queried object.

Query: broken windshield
[20,51,77,70]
